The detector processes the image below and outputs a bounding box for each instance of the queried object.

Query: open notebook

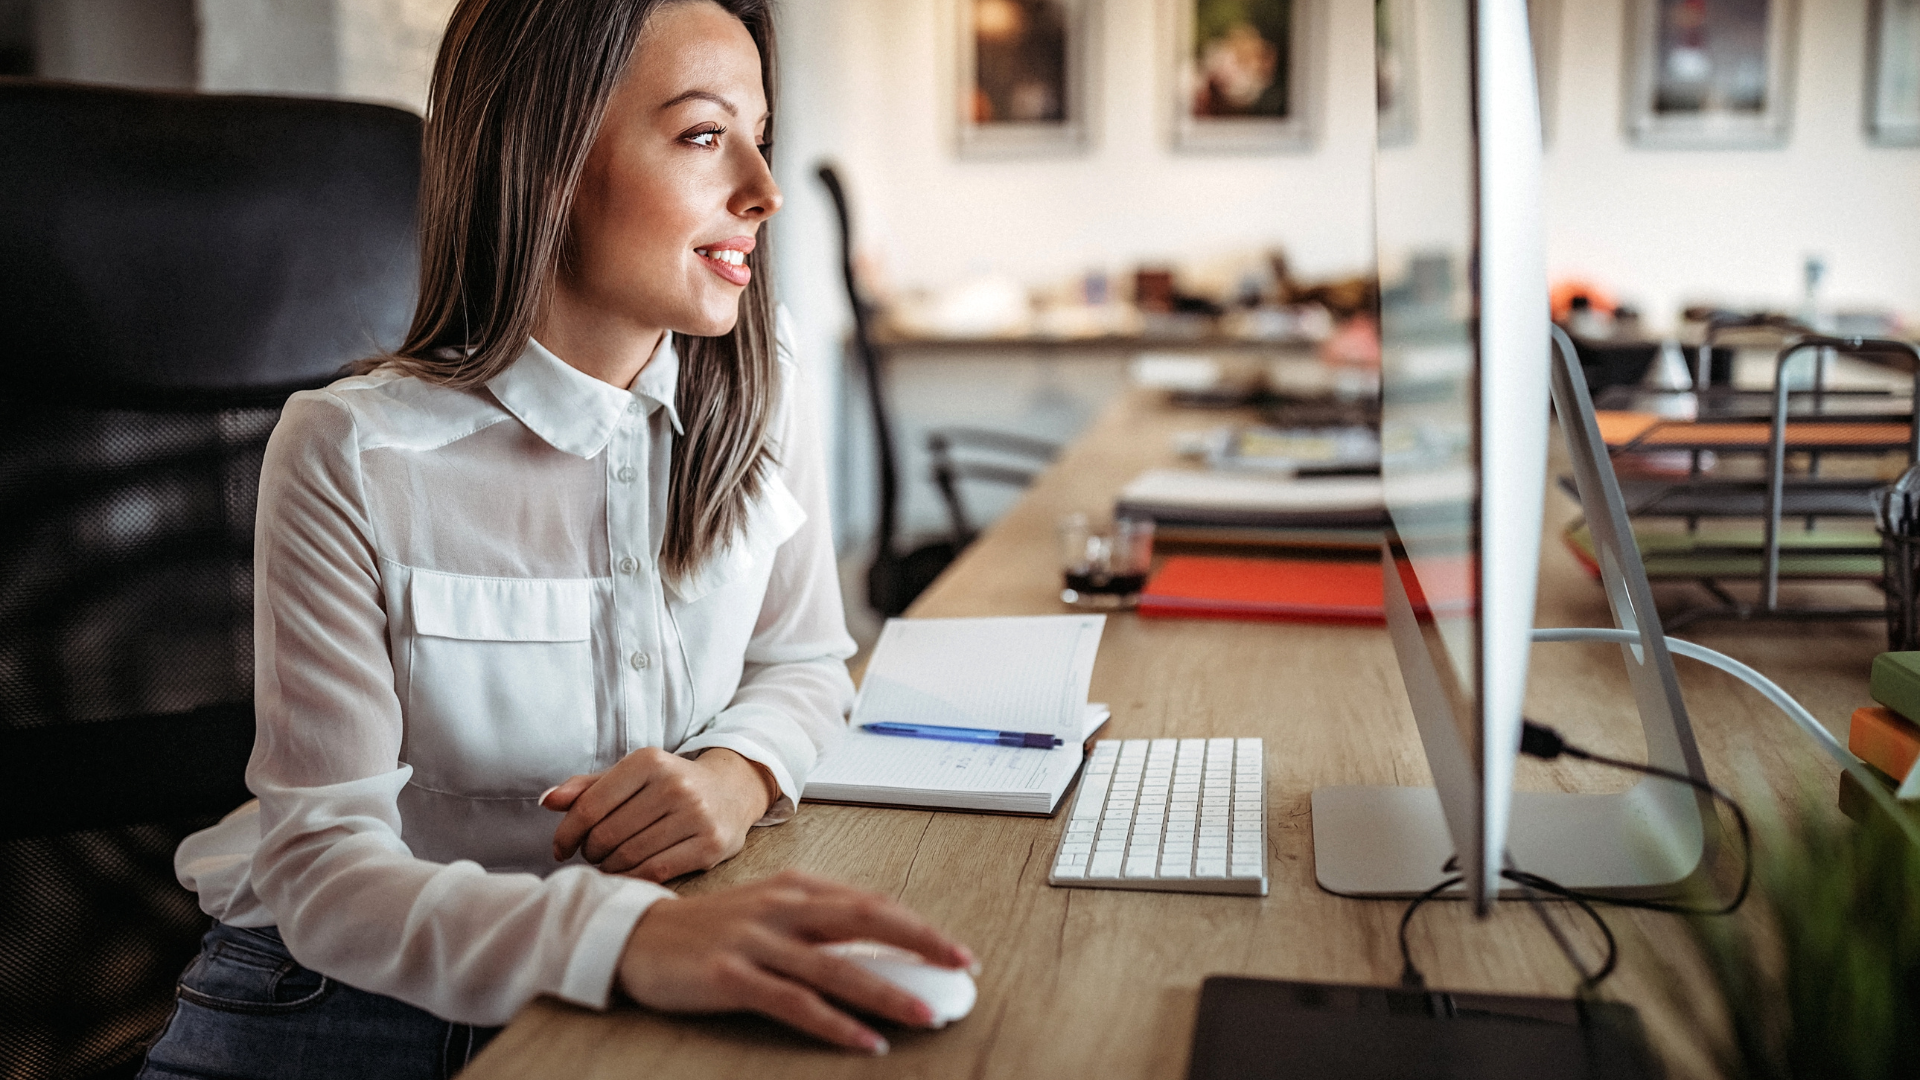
[804,615,1108,815]
[803,703,1111,814]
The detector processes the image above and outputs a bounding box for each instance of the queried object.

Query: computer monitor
[1310,0,1717,914]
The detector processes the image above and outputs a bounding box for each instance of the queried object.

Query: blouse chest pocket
[401,569,597,799]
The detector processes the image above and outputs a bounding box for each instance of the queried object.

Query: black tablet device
[1185,977,1660,1080]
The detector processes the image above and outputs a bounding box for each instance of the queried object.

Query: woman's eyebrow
[658,89,738,116]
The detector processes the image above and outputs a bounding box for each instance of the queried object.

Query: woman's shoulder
[278,366,506,456]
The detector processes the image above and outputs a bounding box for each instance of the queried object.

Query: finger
[539,774,598,812]
[581,788,681,866]
[716,959,887,1054]
[598,813,699,876]
[624,831,731,882]
[552,758,659,861]
[759,938,937,1029]
[787,888,975,970]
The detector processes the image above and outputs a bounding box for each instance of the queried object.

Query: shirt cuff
[677,721,803,825]
[556,877,674,1010]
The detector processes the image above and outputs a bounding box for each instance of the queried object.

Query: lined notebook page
[805,705,1111,813]
[852,615,1105,739]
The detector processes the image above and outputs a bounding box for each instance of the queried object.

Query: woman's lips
[694,244,752,286]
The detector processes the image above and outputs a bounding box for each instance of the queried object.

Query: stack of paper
[804,616,1109,815]
[1116,469,1388,529]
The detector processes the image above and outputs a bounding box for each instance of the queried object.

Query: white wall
[199,0,452,110]
[33,0,196,88]
[810,0,1381,295]
[1541,0,1920,327]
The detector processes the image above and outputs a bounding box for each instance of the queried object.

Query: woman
[140,2,970,1076]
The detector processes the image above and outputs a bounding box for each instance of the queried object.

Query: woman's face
[559,1,780,341]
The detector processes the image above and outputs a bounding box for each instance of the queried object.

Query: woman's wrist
[694,747,781,820]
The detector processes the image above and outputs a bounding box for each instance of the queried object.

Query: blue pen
[861,722,1063,749]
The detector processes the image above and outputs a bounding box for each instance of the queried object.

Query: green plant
[1672,791,1920,1080]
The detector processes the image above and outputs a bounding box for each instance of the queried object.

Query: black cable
[1396,866,1619,993]
[1396,720,1749,993]
[1519,720,1754,917]
[1502,867,1619,991]
[1397,873,1463,989]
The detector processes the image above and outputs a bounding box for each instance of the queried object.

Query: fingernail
[537,785,560,808]
[868,1035,890,1057]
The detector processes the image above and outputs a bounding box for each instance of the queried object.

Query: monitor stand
[1312,326,1719,900]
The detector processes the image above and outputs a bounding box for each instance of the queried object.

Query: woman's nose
[731,150,783,220]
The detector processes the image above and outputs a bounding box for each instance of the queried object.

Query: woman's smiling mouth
[694,240,753,286]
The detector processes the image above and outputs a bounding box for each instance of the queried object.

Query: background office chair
[815,163,1057,616]
[0,81,420,1080]
[928,427,1059,546]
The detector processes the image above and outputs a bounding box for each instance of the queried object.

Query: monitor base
[1311,784,1704,898]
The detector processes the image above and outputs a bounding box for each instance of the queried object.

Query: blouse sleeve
[675,310,859,820]
[246,391,673,1027]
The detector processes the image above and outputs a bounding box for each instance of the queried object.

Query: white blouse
[173,311,857,1026]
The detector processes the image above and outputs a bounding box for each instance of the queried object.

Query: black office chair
[814,163,1057,616]
[0,80,420,1080]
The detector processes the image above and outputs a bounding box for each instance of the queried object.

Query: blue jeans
[139,923,500,1080]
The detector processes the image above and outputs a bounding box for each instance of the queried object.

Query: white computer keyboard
[1048,737,1267,896]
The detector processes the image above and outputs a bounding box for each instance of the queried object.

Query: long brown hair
[372,0,780,580]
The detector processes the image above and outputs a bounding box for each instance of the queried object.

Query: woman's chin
[673,307,743,340]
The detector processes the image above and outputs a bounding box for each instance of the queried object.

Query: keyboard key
[1052,737,1267,896]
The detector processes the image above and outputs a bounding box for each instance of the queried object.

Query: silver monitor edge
[1471,0,1550,913]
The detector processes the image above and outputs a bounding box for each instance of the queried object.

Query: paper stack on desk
[1116,469,1387,528]
[804,615,1109,815]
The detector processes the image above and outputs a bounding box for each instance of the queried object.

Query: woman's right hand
[616,870,975,1054]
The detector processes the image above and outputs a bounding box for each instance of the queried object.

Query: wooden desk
[464,391,1882,1080]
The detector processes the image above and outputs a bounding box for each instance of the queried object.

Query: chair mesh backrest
[0,399,285,1080]
[0,81,420,1080]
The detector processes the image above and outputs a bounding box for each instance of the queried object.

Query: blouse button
[629,651,651,671]
[626,400,642,414]
[616,466,638,483]
[618,556,638,575]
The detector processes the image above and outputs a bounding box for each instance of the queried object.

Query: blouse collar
[487,334,685,459]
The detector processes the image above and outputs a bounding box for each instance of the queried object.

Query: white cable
[1532,626,1855,767]
[1534,627,1920,834]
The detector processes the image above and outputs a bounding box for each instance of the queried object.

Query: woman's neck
[535,287,666,390]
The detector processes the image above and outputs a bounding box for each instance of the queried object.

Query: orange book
[1138,556,1384,624]
[1850,706,1920,784]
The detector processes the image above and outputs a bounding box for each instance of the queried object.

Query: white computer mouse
[821,941,978,1027]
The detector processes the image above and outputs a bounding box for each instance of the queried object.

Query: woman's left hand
[542,748,779,882]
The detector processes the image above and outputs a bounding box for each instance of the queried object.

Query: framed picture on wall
[1169,0,1318,152]
[1869,0,1920,145]
[1624,0,1795,148]
[1375,0,1414,147]
[957,0,1094,156]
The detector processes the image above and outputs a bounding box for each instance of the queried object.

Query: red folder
[1138,555,1385,624]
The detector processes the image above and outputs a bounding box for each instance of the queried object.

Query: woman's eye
[686,127,724,148]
